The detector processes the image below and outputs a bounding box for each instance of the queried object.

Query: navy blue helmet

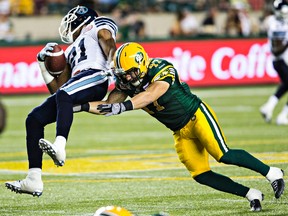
[59,5,98,43]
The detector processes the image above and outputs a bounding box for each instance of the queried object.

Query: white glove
[37,42,58,61]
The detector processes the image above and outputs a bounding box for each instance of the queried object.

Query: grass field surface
[0,85,287,216]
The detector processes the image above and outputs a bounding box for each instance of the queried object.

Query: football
[44,44,66,77]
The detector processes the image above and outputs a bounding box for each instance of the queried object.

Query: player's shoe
[246,188,264,212]
[39,138,66,167]
[259,103,274,123]
[276,113,288,125]
[266,167,285,199]
[5,171,43,197]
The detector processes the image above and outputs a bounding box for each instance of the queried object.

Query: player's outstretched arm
[73,88,128,114]
[97,81,169,116]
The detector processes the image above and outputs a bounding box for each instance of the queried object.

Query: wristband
[122,100,133,111]
[73,103,90,112]
[37,60,54,84]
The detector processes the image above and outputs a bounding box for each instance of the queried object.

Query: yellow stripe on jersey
[151,65,175,83]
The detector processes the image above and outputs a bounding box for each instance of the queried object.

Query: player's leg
[5,95,58,196]
[260,59,288,123]
[173,122,262,211]
[273,60,288,125]
[197,102,284,199]
[39,69,108,166]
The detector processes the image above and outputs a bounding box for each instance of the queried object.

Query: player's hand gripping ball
[43,43,66,77]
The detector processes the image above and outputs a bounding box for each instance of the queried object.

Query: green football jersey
[116,58,202,131]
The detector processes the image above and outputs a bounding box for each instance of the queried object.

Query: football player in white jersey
[260,0,288,125]
[5,5,118,196]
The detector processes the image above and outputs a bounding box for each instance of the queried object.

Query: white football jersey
[267,15,288,60]
[65,16,118,76]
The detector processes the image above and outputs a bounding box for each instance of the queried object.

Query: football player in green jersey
[74,42,285,212]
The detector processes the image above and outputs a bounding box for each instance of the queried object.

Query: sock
[245,188,263,201]
[220,149,270,176]
[28,168,42,180]
[194,170,249,197]
[54,135,66,149]
[267,95,278,109]
[266,167,283,182]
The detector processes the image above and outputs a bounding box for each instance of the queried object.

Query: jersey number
[68,38,87,69]
[143,100,165,114]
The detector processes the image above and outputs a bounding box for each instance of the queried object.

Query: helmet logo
[135,52,144,64]
[77,6,88,14]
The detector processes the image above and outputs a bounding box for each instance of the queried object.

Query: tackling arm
[74,88,128,115]
[129,81,169,109]
[97,81,169,116]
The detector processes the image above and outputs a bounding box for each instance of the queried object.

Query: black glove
[97,101,133,116]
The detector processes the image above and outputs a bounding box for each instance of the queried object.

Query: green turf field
[0,85,287,216]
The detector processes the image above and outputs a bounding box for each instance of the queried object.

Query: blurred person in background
[0,0,14,42]
[110,4,146,41]
[260,0,288,125]
[170,7,199,38]
[10,0,34,16]
[259,6,274,35]
[200,6,220,36]
[224,1,253,37]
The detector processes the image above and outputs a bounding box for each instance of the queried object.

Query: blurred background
[0,0,276,43]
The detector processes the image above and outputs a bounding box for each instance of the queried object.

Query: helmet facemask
[114,67,144,87]
[274,0,288,20]
[113,43,149,88]
[59,5,96,44]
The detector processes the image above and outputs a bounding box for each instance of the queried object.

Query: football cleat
[39,138,66,167]
[259,104,274,123]
[266,167,285,199]
[250,199,262,212]
[271,169,285,199]
[246,188,264,212]
[276,114,288,125]
[5,178,43,197]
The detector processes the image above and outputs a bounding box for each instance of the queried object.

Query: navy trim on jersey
[94,17,118,34]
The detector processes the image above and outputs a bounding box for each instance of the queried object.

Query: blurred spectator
[224,7,242,36]
[34,0,48,15]
[259,7,274,36]
[0,0,14,42]
[200,7,220,36]
[10,0,34,16]
[110,4,146,41]
[131,19,146,40]
[224,2,256,37]
[170,8,199,37]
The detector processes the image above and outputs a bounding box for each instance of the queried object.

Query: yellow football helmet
[113,42,149,87]
[94,206,134,216]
